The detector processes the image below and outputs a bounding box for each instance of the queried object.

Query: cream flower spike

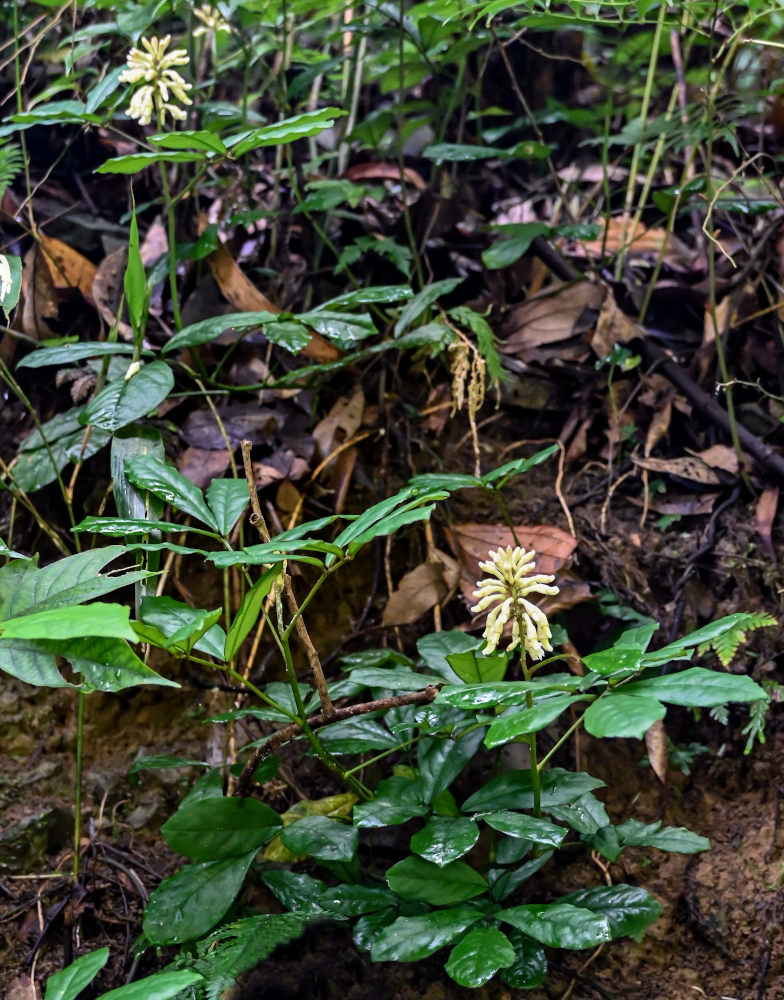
[194,4,232,36]
[471,546,559,659]
[119,35,192,127]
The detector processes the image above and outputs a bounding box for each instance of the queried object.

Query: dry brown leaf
[502,281,603,354]
[644,395,672,457]
[590,288,643,359]
[645,719,669,782]
[178,447,231,490]
[630,492,719,516]
[329,445,357,515]
[632,455,726,486]
[206,232,341,364]
[92,246,134,340]
[39,233,97,302]
[755,485,779,562]
[383,551,460,626]
[140,217,168,267]
[689,444,739,475]
[343,162,426,190]
[574,217,692,265]
[313,385,364,462]
[20,243,58,340]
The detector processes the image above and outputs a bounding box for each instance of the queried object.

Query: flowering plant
[119,35,192,127]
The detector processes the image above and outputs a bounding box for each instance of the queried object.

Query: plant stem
[73,691,85,881]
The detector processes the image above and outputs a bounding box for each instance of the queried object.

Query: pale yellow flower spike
[471,546,559,659]
[119,34,192,127]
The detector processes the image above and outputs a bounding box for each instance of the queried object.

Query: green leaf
[0,603,135,641]
[417,729,486,804]
[331,486,447,560]
[206,478,251,537]
[0,638,72,687]
[581,645,647,677]
[500,902,611,949]
[438,674,583,709]
[346,666,436,691]
[317,717,400,754]
[225,107,347,157]
[583,693,666,738]
[125,454,219,530]
[463,768,604,814]
[262,870,327,913]
[445,926,515,988]
[621,667,767,707]
[489,852,554,902]
[296,309,376,346]
[485,695,588,747]
[73,517,215,538]
[353,776,427,827]
[143,852,257,944]
[96,970,203,1000]
[481,445,560,485]
[501,930,548,989]
[548,791,610,835]
[617,819,710,853]
[559,884,663,942]
[17,342,138,368]
[149,130,228,154]
[162,797,281,861]
[410,816,480,866]
[12,407,111,492]
[162,311,279,355]
[447,648,509,684]
[79,362,174,433]
[482,812,567,848]
[63,636,177,692]
[482,223,551,269]
[127,755,208,776]
[386,856,487,905]
[317,884,396,918]
[280,816,358,862]
[140,596,225,660]
[370,907,482,962]
[208,537,342,568]
[44,946,108,1000]
[417,630,479,683]
[224,567,280,661]
[97,150,206,173]
[394,278,462,337]
[317,285,412,310]
[125,198,146,333]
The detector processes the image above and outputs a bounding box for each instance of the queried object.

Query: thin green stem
[73,691,85,881]
[158,161,183,331]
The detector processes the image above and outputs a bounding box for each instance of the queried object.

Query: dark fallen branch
[529,235,784,485]
[235,685,439,797]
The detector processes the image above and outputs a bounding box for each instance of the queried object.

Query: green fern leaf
[0,143,23,201]
[697,611,777,666]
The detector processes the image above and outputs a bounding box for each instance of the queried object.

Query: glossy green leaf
[125,454,219,530]
[417,630,479,683]
[262,870,328,914]
[64,636,177,692]
[332,487,447,560]
[226,107,346,156]
[500,902,611,949]
[489,851,554,902]
[370,907,482,962]
[480,444,560,486]
[559,884,663,941]
[0,638,72,687]
[317,717,400,754]
[417,728,486,803]
[583,693,665,738]
[317,884,396,918]
[501,930,548,989]
[482,223,550,269]
[18,342,138,368]
[447,649,508,684]
[13,407,111,492]
[162,797,281,861]
[125,199,146,333]
[297,309,376,345]
[97,150,206,173]
[73,516,216,538]
[445,926,515,987]
[346,666,436,691]
[393,277,462,337]
[280,816,358,862]
[548,792,610,835]
[206,478,251,536]
[79,362,174,433]
[353,776,427,827]
[318,285,412,309]
[617,819,710,853]
[162,311,278,355]
[581,645,646,676]
[0,603,135,641]
[462,768,604,814]
[621,667,767,707]
[150,129,227,154]
[208,537,342,568]
[96,970,203,1000]
[410,816,480,866]
[438,674,584,709]
[482,811,567,848]
[140,595,226,660]
[143,851,256,944]
[485,695,588,747]
[44,946,108,1000]
[386,855,486,905]
[127,755,208,776]
[225,566,280,661]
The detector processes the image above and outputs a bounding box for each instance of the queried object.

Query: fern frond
[0,143,23,201]
[697,611,777,666]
